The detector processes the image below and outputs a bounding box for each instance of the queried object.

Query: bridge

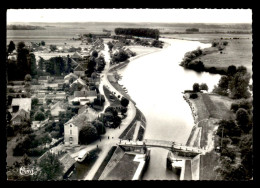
[118,139,206,156]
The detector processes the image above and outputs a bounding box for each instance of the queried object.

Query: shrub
[222,41,228,46]
[189,93,198,99]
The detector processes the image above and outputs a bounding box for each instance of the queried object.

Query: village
[6,31,164,180]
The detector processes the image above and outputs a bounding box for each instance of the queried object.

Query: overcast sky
[7,9,252,23]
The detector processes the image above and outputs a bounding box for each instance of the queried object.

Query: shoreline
[105,45,166,141]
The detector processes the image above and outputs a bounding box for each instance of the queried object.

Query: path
[82,44,137,180]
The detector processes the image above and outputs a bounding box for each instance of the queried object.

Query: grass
[92,146,117,180]
[104,153,139,180]
[124,123,136,140]
[199,150,220,180]
[200,93,219,118]
[198,38,252,74]
[191,93,210,121]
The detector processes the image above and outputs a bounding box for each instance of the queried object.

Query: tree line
[114,28,159,40]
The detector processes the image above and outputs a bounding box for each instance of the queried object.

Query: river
[117,38,221,180]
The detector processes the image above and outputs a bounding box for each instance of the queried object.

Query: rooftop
[65,107,98,128]
[11,98,31,112]
[59,153,76,174]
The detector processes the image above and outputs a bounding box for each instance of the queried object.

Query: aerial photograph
[5,9,253,181]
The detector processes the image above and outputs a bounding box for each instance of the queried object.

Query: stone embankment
[183,93,198,124]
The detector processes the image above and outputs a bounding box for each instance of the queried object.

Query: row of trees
[114,28,160,40]
[214,103,252,180]
[7,41,38,80]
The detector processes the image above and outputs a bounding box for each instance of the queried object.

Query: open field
[162,33,252,74]
[199,38,252,73]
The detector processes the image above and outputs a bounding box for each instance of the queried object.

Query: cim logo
[19,166,39,176]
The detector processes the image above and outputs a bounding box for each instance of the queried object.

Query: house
[64,73,78,84]
[71,51,83,62]
[88,77,100,87]
[10,109,30,126]
[45,92,66,102]
[11,98,31,113]
[32,118,49,130]
[50,101,67,117]
[64,108,98,146]
[70,78,87,88]
[38,76,51,84]
[70,90,97,105]
[73,63,88,77]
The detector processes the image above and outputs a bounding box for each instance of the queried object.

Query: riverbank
[183,91,238,180]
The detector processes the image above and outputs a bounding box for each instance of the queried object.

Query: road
[81,44,137,180]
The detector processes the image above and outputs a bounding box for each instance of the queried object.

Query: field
[162,33,252,74]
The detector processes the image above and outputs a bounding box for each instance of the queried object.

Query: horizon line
[7,21,252,24]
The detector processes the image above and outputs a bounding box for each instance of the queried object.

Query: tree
[33,152,64,180]
[229,71,251,99]
[86,56,96,77]
[239,134,253,179]
[227,65,237,76]
[34,111,45,121]
[32,97,39,106]
[105,106,118,117]
[199,83,208,91]
[192,83,200,92]
[7,154,32,181]
[7,41,15,54]
[24,74,32,81]
[218,75,229,90]
[50,45,57,52]
[120,106,127,115]
[38,56,45,70]
[29,53,37,76]
[92,120,106,135]
[107,41,114,51]
[92,50,98,58]
[216,119,241,138]
[41,41,45,46]
[79,125,98,144]
[236,108,250,133]
[120,97,129,107]
[17,41,30,80]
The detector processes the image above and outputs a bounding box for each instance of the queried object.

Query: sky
[7,9,252,23]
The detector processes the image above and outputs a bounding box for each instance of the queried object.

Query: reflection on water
[118,39,221,180]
